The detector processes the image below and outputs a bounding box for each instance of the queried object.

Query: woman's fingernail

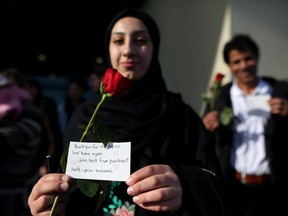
[133,196,139,203]
[60,182,69,190]
[126,177,133,185]
[61,175,69,181]
[127,187,134,195]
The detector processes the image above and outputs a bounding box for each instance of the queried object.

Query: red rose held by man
[214,72,225,84]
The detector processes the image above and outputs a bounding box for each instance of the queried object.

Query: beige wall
[232,0,288,80]
[142,0,288,114]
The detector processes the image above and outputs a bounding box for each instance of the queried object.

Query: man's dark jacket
[212,77,288,187]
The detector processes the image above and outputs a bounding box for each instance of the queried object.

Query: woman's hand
[126,164,182,213]
[202,111,220,132]
[28,174,72,216]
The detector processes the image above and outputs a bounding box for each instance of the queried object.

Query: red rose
[210,72,225,111]
[101,68,134,99]
[80,68,134,143]
[215,73,225,83]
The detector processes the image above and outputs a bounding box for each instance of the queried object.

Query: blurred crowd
[0,66,103,216]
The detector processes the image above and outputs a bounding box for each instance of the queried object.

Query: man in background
[202,34,288,216]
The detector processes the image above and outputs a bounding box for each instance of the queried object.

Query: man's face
[228,48,258,85]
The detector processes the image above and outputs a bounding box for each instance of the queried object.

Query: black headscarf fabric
[64,8,226,216]
[104,7,166,92]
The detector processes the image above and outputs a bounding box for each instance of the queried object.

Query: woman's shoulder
[165,91,202,120]
[165,91,185,104]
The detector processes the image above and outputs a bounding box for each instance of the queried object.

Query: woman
[28,8,228,216]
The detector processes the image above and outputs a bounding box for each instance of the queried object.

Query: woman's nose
[123,40,135,57]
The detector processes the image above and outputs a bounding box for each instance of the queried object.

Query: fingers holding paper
[28,174,72,216]
[268,98,288,116]
[126,164,182,213]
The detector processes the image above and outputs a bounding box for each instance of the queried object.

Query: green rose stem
[210,85,217,111]
[210,85,220,154]
[49,94,108,216]
[80,94,108,142]
[209,74,223,155]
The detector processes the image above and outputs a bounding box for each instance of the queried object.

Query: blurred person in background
[88,69,104,94]
[202,34,288,216]
[58,75,88,134]
[27,78,63,175]
[0,67,48,216]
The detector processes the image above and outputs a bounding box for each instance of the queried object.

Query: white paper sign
[246,95,271,112]
[65,141,131,181]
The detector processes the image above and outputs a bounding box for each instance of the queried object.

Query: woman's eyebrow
[111,30,149,35]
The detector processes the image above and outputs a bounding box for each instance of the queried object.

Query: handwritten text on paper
[66,141,131,181]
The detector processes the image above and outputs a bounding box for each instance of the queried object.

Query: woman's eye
[136,38,148,45]
[113,39,124,45]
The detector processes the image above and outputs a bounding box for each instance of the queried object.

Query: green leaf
[78,124,88,129]
[201,93,210,103]
[100,82,104,95]
[78,179,100,198]
[78,124,85,129]
[220,107,233,126]
[108,204,117,209]
[60,148,68,173]
[117,199,122,207]
[112,195,118,204]
[92,122,116,148]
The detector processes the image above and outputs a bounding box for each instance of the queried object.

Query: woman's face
[109,17,153,81]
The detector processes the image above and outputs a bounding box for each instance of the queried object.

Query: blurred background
[0,0,287,113]
[0,0,145,105]
[0,0,145,75]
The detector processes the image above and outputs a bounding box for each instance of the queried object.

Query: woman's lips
[122,62,137,68]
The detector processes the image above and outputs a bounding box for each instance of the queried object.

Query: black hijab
[65,8,211,172]
[104,7,166,91]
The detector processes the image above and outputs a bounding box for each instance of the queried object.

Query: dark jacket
[0,99,48,187]
[212,77,288,186]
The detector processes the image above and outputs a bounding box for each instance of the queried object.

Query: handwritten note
[66,141,131,181]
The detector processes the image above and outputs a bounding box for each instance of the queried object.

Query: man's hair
[223,34,259,64]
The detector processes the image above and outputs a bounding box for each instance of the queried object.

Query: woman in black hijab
[28,8,228,216]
